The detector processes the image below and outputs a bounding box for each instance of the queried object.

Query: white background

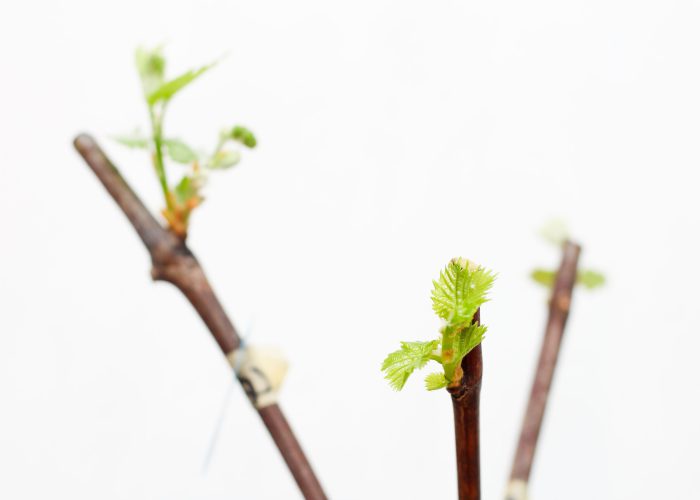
[1,1,699,499]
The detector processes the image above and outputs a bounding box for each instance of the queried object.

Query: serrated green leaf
[207,150,241,169]
[431,259,495,325]
[456,323,486,361]
[163,138,198,164]
[577,269,605,289]
[424,372,448,391]
[147,62,215,106]
[135,46,166,97]
[230,126,257,148]
[531,268,556,287]
[381,340,439,391]
[113,131,149,149]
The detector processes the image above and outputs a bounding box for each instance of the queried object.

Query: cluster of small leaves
[381,258,495,391]
[114,46,256,237]
[532,219,605,291]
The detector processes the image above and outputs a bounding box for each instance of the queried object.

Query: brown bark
[259,405,327,495]
[447,310,482,500]
[507,240,581,496]
[73,134,327,500]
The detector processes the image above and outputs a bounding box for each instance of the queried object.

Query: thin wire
[201,321,255,475]
[201,380,235,474]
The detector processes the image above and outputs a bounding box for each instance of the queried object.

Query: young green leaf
[453,324,487,370]
[425,372,448,391]
[174,175,197,204]
[147,63,216,106]
[163,138,199,164]
[431,259,495,325]
[531,268,556,287]
[113,131,149,149]
[135,46,166,97]
[577,269,605,289]
[207,150,241,169]
[440,322,486,385]
[381,340,439,391]
[230,126,257,148]
[531,267,606,290]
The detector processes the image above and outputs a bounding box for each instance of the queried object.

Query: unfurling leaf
[163,139,198,164]
[425,372,448,391]
[135,46,166,98]
[440,322,487,385]
[431,259,495,325]
[531,268,556,287]
[113,131,149,149]
[230,126,257,148]
[452,324,487,372]
[577,269,605,289]
[174,175,197,205]
[381,340,439,391]
[208,150,241,169]
[147,63,216,106]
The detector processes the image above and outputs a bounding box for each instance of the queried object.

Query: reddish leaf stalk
[448,310,482,500]
[73,134,327,500]
[506,241,581,499]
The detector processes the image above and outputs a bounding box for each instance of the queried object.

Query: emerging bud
[450,257,479,272]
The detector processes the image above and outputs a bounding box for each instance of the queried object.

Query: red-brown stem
[259,405,326,494]
[73,134,327,500]
[506,240,581,498]
[448,310,482,500]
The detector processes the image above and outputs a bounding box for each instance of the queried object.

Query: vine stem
[73,134,327,500]
[447,310,482,500]
[506,240,581,500]
[149,106,173,211]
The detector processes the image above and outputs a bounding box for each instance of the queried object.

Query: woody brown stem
[73,134,327,500]
[506,241,581,499]
[448,310,482,500]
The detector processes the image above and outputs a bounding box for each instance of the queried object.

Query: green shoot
[381,258,496,391]
[532,220,605,290]
[114,46,257,237]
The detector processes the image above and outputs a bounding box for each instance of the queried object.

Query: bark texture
[448,310,482,500]
[507,241,581,498]
[74,134,327,500]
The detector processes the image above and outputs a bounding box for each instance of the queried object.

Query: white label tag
[227,346,288,409]
[505,480,529,500]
